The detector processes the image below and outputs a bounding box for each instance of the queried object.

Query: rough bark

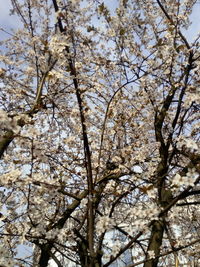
[78,240,102,267]
[38,243,53,267]
[0,130,14,159]
[144,220,164,267]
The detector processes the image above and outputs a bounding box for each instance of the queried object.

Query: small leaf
[87,25,95,32]
[99,3,105,14]
[123,0,128,8]
[119,28,126,35]
[139,185,153,194]
[176,45,185,52]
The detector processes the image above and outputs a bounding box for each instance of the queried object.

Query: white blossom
[148,250,155,259]
[96,216,114,234]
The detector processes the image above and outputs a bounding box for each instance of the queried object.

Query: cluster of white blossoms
[0,109,21,134]
[0,169,21,185]
[172,168,198,188]
[110,240,121,257]
[184,90,200,108]
[0,246,14,267]
[80,197,88,208]
[49,34,69,57]
[136,204,159,221]
[146,187,157,200]
[148,250,155,259]
[125,203,160,235]
[96,216,114,235]
[46,228,60,240]
[0,110,13,131]
[176,135,199,152]
[0,109,9,128]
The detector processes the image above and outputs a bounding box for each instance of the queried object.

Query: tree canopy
[0,0,200,266]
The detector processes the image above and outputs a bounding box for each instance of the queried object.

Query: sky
[0,0,200,41]
[185,1,200,40]
[0,1,21,39]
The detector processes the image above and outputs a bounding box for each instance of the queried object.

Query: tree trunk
[38,244,53,267]
[144,220,164,267]
[144,187,173,267]
[78,240,102,267]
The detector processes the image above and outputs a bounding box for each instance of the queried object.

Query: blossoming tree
[0,0,200,266]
